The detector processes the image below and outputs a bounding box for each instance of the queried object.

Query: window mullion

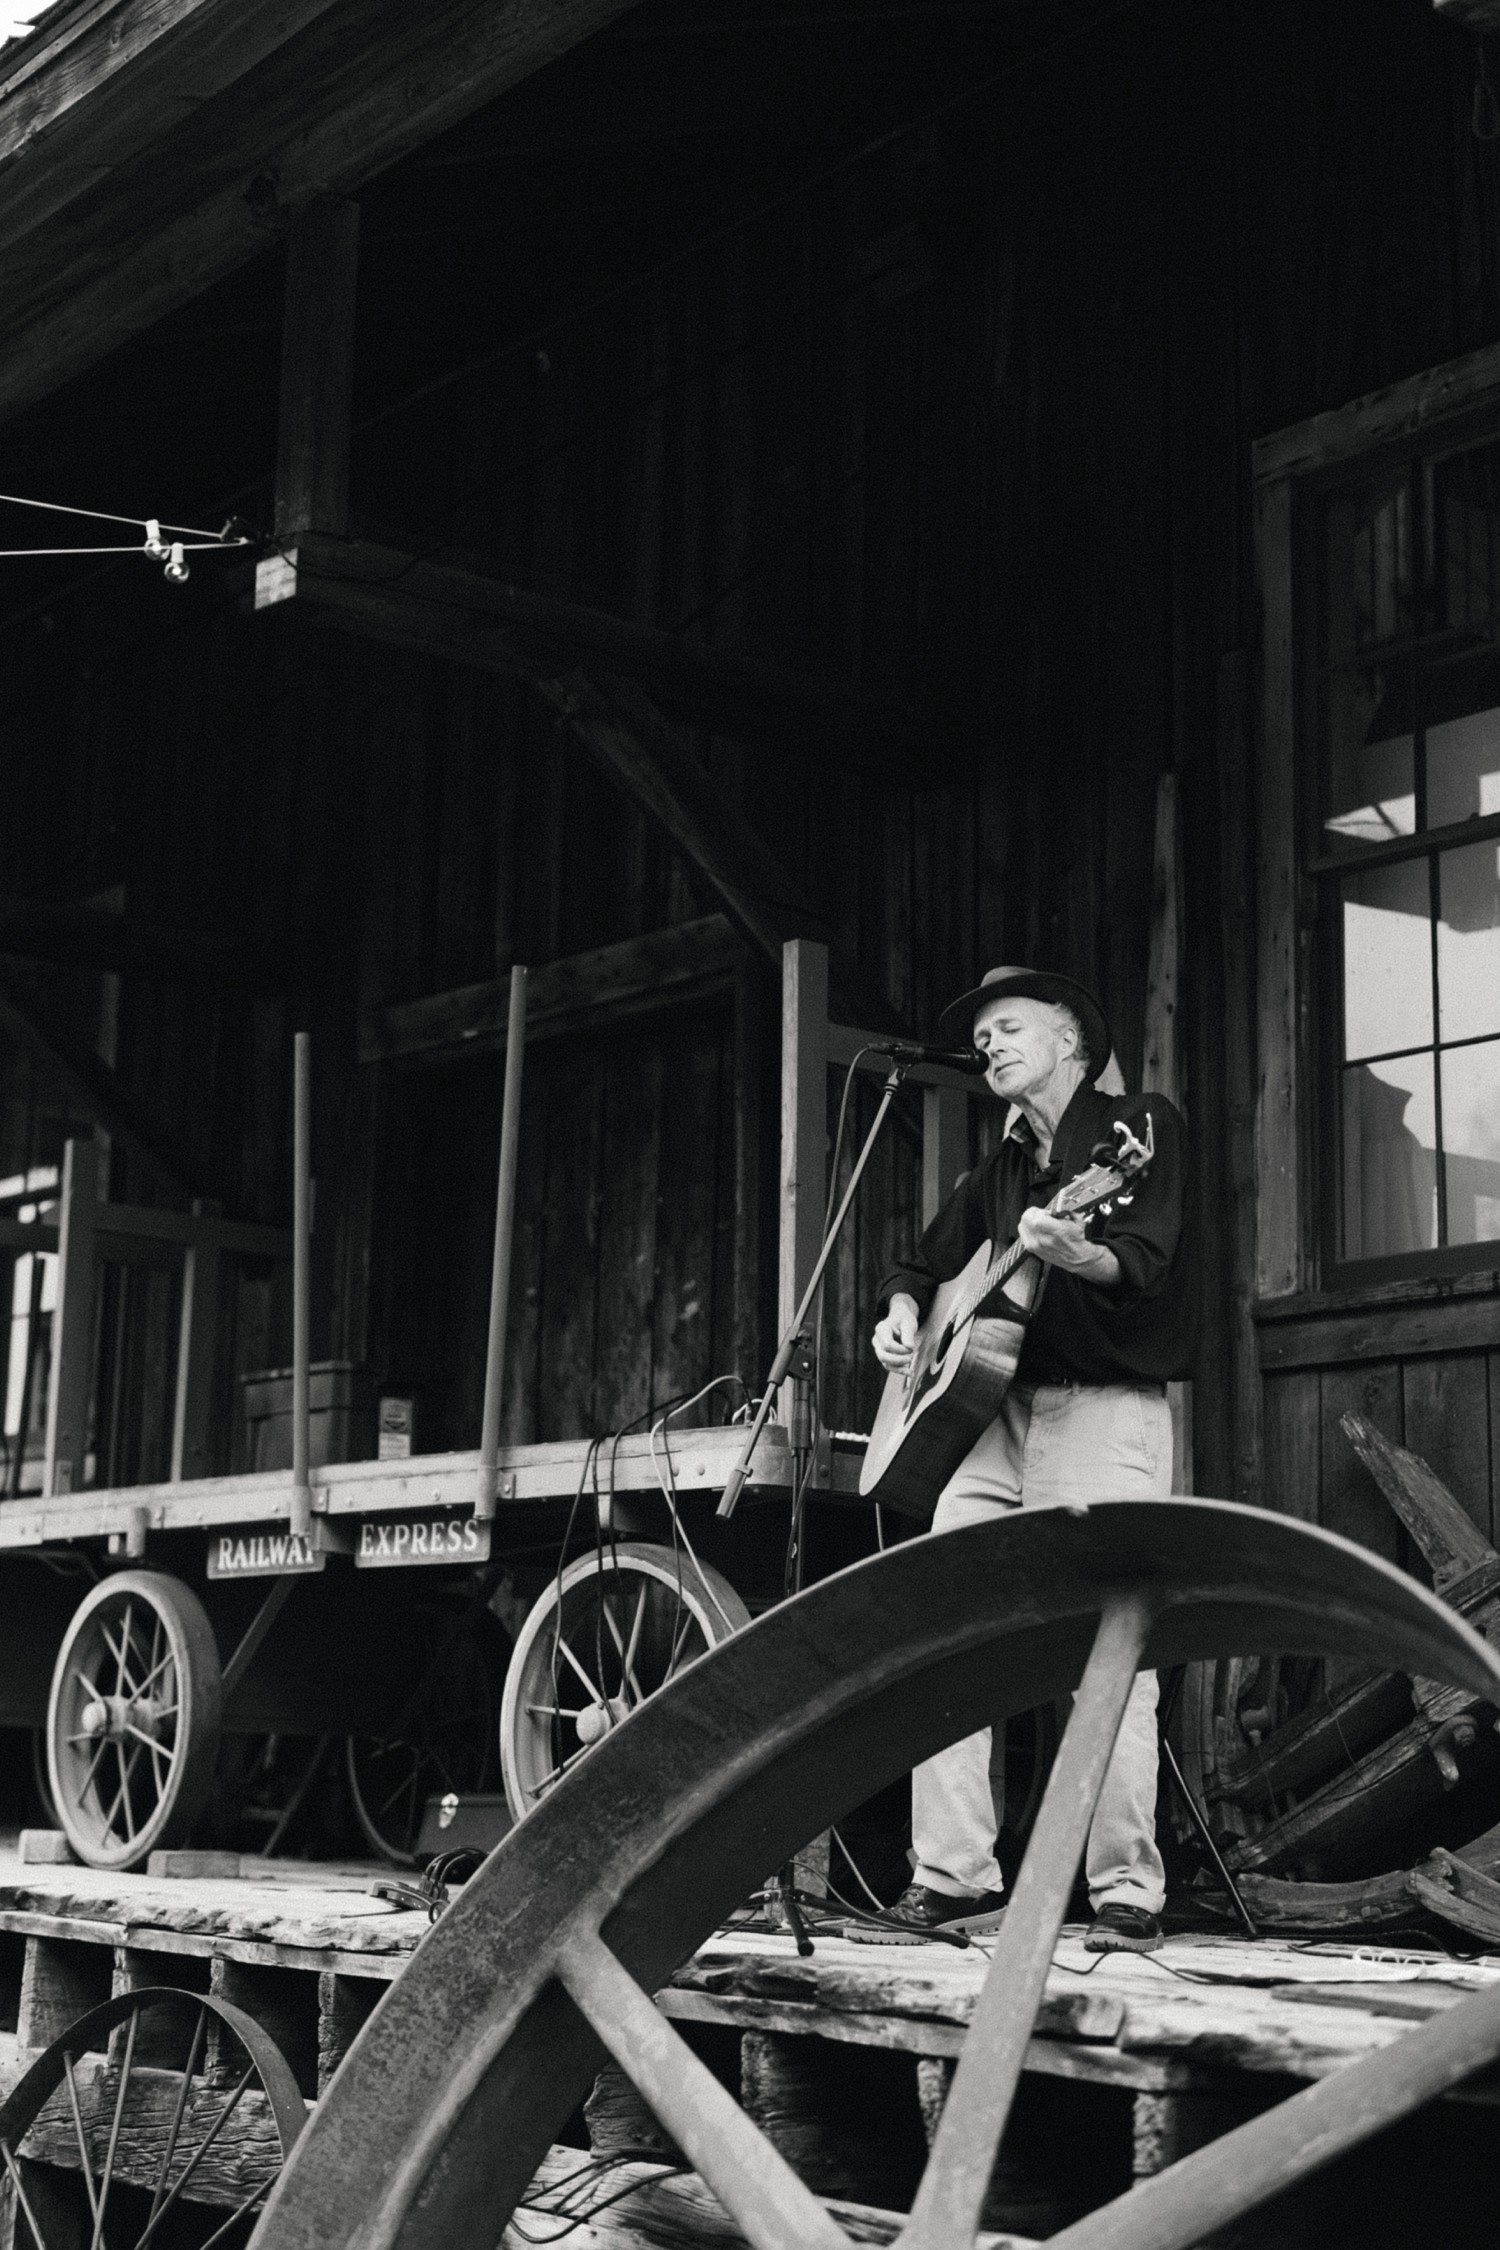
[1430,850,1446,1247]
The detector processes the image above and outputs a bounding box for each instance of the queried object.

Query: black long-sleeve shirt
[876,1084,1198,1387]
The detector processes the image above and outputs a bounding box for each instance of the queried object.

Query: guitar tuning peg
[1116,1192,1134,1208]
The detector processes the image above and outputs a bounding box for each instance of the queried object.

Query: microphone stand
[718,1058,912,1522]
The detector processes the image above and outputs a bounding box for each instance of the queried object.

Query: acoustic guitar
[858,1116,1155,1523]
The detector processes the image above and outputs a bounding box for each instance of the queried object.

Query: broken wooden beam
[1340,1412,1500,1596]
[363,915,742,1067]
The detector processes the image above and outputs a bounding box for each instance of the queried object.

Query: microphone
[870,1040,987,1076]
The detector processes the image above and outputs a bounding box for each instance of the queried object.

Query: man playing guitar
[864,966,1198,1953]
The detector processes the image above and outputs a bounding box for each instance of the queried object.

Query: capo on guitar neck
[1089,1114,1154,1173]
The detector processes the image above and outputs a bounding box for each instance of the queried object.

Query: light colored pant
[912,1381,1170,1913]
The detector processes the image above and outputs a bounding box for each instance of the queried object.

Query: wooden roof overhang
[0,0,645,424]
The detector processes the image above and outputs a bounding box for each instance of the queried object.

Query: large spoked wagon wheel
[0,1986,305,2250]
[253,1500,1500,2250]
[46,1572,222,1871]
[345,1601,509,1865]
[499,1540,749,1820]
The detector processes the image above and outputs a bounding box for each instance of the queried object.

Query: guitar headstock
[1051,1115,1155,1224]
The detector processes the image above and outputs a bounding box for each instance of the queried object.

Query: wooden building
[3,0,1500,1572]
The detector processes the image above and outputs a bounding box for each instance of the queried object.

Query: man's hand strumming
[872,1293,921,1372]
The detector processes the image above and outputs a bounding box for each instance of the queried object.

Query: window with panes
[1313,440,1500,1277]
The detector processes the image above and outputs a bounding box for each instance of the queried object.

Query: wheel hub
[575,1696,628,1747]
[79,1693,139,1740]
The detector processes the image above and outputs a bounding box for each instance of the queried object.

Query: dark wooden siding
[3,0,1500,1490]
[1261,1346,1500,1562]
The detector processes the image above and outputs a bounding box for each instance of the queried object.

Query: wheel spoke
[903,1593,1152,2250]
[195,2180,271,2250]
[525,1703,583,1721]
[62,2052,101,2230]
[92,2000,139,2250]
[622,1585,650,1702]
[150,2005,208,2224]
[78,1734,112,1809]
[602,1604,644,1706]
[123,1721,170,1772]
[133,2063,256,2250]
[534,1743,589,1794]
[553,1635,603,1700]
[103,1740,143,1844]
[662,1610,698,1682]
[377,1771,417,1821]
[131,1647,176,1703]
[555,1929,845,2250]
[1,2140,47,2250]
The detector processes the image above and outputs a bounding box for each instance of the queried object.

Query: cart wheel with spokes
[0,1985,305,2249]
[46,1572,222,1871]
[253,1501,1500,2250]
[345,1601,509,1865]
[499,1540,749,1820]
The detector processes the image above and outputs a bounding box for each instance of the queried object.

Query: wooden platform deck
[2,1841,1498,2098]
[1,1842,1497,2242]
[0,1431,866,1555]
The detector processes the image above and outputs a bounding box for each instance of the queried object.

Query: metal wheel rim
[0,1986,306,2249]
[252,1499,1500,2250]
[46,1577,218,1870]
[498,1542,750,1820]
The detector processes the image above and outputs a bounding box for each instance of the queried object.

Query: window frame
[1255,345,1500,1303]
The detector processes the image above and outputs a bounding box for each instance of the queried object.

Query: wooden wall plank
[1260,1372,1321,1524]
[537,1042,606,1440]
[1253,475,1301,1303]
[593,1034,664,1432]
[651,1009,728,1420]
[1401,1355,1493,1549]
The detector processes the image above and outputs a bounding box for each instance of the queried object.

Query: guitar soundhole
[904,1324,954,1417]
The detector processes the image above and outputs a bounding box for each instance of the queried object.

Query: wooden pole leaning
[291,1034,312,1543]
[477,966,528,1521]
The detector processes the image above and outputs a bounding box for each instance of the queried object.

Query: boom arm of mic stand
[718,1064,907,1520]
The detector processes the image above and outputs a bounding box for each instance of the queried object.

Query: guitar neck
[952,1232,1029,1332]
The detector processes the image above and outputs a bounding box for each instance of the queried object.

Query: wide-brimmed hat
[937,966,1113,1080]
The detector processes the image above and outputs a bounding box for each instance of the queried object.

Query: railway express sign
[208,1526,326,1578]
[354,1513,492,1567]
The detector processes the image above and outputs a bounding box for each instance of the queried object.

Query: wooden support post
[740,2033,926,2208]
[477,967,527,1520]
[109,1948,209,2069]
[778,941,828,1358]
[171,1197,222,1482]
[316,1972,381,2096]
[1142,772,1192,1495]
[291,1034,312,1541]
[42,1138,98,1499]
[210,1956,318,2098]
[17,1937,111,2050]
[921,1087,968,1228]
[275,197,360,542]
